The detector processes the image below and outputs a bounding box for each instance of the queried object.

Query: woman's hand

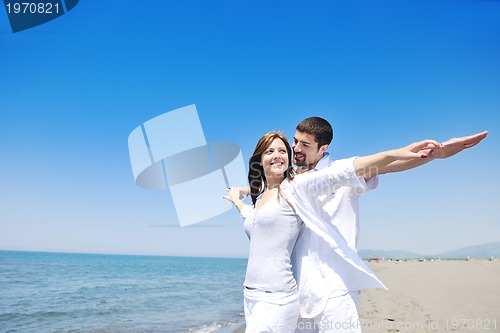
[224,187,250,214]
[224,187,243,204]
[395,139,443,160]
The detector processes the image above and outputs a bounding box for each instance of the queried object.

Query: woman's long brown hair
[248,131,295,206]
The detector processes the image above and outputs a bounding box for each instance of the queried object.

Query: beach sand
[231,260,500,332]
[360,260,500,332]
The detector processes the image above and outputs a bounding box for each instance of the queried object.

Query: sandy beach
[360,260,500,332]
[231,260,500,332]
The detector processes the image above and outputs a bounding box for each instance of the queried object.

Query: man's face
[292,131,326,169]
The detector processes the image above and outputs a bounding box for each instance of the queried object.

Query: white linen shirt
[283,156,386,318]
[307,152,378,252]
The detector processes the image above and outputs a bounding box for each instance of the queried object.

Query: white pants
[295,291,361,333]
[244,296,300,333]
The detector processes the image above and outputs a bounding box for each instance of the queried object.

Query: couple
[224,117,488,333]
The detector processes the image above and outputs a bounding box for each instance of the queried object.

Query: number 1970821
[5,2,60,14]
[445,319,497,330]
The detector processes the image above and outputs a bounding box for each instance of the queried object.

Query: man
[291,117,488,333]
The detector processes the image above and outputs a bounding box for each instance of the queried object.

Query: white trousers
[244,296,300,333]
[295,291,361,333]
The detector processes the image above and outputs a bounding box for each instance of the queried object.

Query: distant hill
[359,241,500,259]
[437,242,500,259]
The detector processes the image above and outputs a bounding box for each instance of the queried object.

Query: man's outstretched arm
[376,131,488,175]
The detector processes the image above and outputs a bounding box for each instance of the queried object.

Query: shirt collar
[313,152,331,171]
[296,152,331,172]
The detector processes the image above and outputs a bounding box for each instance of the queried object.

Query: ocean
[0,251,247,333]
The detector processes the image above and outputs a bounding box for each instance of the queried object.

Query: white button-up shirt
[284,156,385,318]
[308,152,378,252]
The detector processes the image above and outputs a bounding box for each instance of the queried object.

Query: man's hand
[377,130,488,175]
[428,131,488,159]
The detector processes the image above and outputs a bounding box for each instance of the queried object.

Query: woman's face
[261,138,289,179]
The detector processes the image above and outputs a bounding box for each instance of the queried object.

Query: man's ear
[319,144,329,154]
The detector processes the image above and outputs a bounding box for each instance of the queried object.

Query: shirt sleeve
[292,157,366,196]
[240,205,253,220]
[365,175,379,191]
[352,174,379,196]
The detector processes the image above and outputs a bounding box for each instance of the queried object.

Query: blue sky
[1,0,499,258]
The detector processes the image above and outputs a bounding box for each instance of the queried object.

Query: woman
[224,131,441,333]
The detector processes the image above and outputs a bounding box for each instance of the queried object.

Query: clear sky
[1,0,499,258]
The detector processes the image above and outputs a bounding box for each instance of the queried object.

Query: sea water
[0,251,247,333]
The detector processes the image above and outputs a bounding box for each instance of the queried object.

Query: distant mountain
[437,241,500,259]
[359,241,500,259]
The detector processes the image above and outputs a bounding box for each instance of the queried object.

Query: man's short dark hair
[296,117,333,148]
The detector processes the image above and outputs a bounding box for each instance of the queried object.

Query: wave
[187,314,244,333]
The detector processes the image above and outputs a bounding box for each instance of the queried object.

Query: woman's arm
[223,187,250,213]
[236,186,250,197]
